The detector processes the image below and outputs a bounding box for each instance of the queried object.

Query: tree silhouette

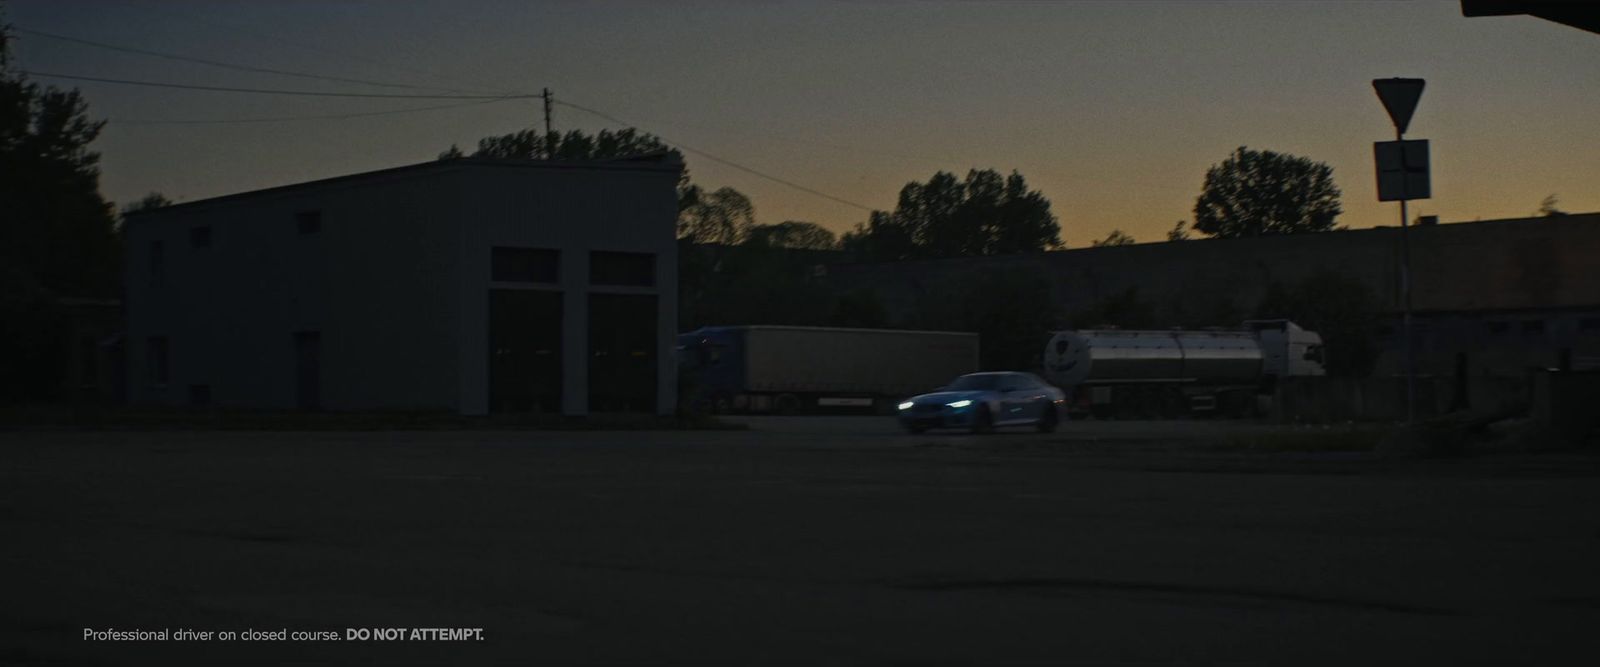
[442,126,760,244]
[1,22,119,299]
[678,187,754,246]
[1192,147,1342,238]
[441,127,672,162]
[120,192,171,215]
[1091,229,1135,247]
[1255,268,1379,377]
[907,266,1061,370]
[2,18,121,402]
[744,220,836,250]
[1166,220,1191,241]
[840,169,1060,260]
[839,211,916,261]
[1536,194,1566,217]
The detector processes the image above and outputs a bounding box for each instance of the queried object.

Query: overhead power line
[113,98,519,125]
[19,71,536,99]
[14,26,506,95]
[134,5,527,97]
[554,99,876,213]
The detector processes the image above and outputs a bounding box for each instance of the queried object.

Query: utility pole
[542,88,553,137]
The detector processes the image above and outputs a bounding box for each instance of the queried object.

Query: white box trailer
[678,326,979,413]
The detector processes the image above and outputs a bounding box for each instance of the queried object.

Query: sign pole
[1373,77,1425,424]
[1397,124,1415,425]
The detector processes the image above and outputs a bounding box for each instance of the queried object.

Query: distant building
[122,156,683,415]
[826,213,1600,378]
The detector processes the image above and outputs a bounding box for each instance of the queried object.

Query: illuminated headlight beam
[898,401,915,411]
[946,399,972,408]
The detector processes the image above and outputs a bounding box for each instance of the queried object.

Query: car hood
[909,390,991,404]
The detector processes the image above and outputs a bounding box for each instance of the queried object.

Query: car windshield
[945,374,1003,391]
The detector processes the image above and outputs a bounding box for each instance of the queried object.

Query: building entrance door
[588,293,657,413]
[488,289,563,413]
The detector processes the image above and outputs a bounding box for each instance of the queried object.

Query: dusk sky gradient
[8,0,1598,244]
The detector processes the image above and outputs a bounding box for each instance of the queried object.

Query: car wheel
[1035,402,1058,433]
[970,405,994,434]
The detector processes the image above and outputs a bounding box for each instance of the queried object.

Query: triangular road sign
[1373,78,1425,135]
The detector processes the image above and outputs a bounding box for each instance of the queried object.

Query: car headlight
[946,399,972,408]
[898,401,915,411]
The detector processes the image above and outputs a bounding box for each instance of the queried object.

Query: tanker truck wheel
[775,394,802,415]
[970,406,994,434]
[1035,401,1059,433]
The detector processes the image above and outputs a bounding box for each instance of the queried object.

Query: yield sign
[1373,78,1425,135]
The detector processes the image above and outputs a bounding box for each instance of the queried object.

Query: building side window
[147,336,169,387]
[190,226,211,248]
[1486,321,1508,335]
[296,210,322,235]
[1522,320,1545,335]
[1580,318,1600,335]
[149,240,165,287]
[590,251,655,287]
[491,247,560,283]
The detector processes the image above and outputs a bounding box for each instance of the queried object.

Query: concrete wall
[1273,374,1533,423]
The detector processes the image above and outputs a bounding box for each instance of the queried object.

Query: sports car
[896,371,1065,434]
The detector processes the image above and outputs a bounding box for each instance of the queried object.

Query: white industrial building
[122,156,683,416]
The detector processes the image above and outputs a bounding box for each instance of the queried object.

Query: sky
[6,0,1598,245]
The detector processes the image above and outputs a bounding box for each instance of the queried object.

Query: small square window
[190,226,211,248]
[492,247,560,283]
[296,210,322,235]
[590,251,655,287]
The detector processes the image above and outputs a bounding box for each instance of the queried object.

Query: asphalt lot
[4,417,1599,664]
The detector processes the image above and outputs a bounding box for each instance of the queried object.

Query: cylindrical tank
[1042,329,1264,388]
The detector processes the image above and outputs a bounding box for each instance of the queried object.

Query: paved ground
[4,418,1599,664]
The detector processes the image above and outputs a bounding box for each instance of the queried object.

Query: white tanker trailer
[1041,319,1325,419]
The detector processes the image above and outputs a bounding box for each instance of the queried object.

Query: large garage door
[489,289,563,413]
[588,293,657,413]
